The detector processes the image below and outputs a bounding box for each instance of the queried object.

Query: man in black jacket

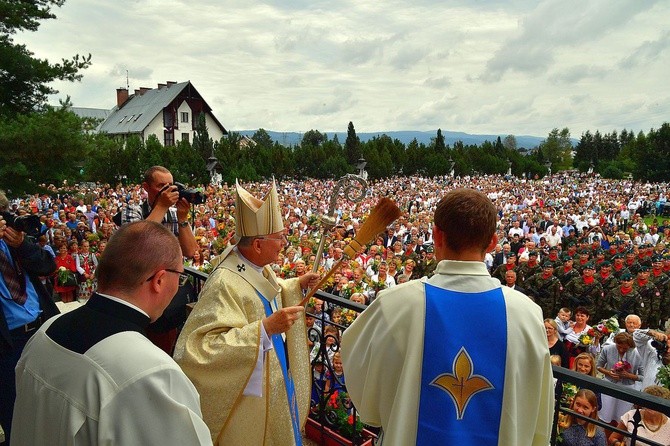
[0,191,58,443]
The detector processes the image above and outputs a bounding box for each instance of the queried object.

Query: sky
[15,0,670,138]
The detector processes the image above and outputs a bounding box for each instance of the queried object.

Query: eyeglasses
[146,268,188,286]
[257,234,289,247]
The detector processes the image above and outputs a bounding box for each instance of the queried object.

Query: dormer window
[181,112,189,123]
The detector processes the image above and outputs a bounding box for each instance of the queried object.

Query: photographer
[634,326,670,390]
[141,166,198,258]
[0,190,58,444]
[140,166,199,354]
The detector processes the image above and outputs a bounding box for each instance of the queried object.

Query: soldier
[556,254,580,286]
[563,262,605,320]
[605,241,619,261]
[417,245,437,278]
[593,248,606,267]
[565,242,579,260]
[610,273,643,326]
[597,261,619,293]
[492,252,518,285]
[634,266,662,328]
[574,249,591,274]
[517,251,542,283]
[524,261,561,318]
[650,255,670,326]
[611,254,631,280]
[546,246,562,268]
[625,250,641,275]
[663,253,670,275]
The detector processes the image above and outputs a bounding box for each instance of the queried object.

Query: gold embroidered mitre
[235,179,283,237]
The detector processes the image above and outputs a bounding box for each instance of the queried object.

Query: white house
[99,81,227,146]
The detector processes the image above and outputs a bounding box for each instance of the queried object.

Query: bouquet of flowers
[560,383,578,408]
[578,328,598,346]
[339,309,358,329]
[57,266,78,287]
[613,360,632,373]
[324,390,364,438]
[656,365,670,390]
[280,263,296,279]
[595,316,620,337]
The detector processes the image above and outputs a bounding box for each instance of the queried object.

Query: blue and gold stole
[417,284,507,445]
[258,291,303,446]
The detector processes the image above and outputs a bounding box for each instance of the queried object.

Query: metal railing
[182,268,670,446]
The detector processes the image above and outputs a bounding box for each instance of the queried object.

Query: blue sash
[258,291,303,446]
[417,284,507,445]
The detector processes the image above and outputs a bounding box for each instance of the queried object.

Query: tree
[538,128,573,171]
[434,128,446,152]
[344,121,361,165]
[0,106,89,192]
[0,0,92,117]
[503,135,517,151]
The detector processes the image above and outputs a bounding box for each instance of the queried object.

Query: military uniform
[517,260,542,284]
[610,286,643,326]
[524,272,561,318]
[563,277,604,318]
[634,279,661,328]
[492,263,517,285]
[417,248,438,278]
[556,265,580,287]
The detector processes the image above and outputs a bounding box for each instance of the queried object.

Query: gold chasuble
[174,246,311,445]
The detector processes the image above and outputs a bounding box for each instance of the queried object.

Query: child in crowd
[325,352,346,393]
[559,389,607,446]
[555,307,573,341]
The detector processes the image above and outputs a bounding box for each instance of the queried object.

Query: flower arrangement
[324,391,364,438]
[280,263,296,279]
[613,360,632,373]
[595,316,620,337]
[560,383,578,408]
[339,309,358,329]
[57,266,77,287]
[578,328,597,346]
[656,365,670,390]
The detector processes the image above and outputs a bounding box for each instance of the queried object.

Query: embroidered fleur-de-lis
[237,264,246,272]
[431,347,493,420]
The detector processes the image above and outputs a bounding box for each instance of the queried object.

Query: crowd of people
[3,170,670,444]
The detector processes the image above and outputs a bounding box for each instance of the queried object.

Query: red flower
[348,415,354,425]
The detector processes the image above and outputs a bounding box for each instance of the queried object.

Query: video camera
[651,339,669,360]
[174,182,205,205]
[0,211,42,238]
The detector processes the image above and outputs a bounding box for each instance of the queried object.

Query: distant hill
[236,129,556,150]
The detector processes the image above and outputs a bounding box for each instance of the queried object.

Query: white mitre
[235,179,283,237]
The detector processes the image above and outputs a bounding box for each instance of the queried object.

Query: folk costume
[341,260,554,446]
[174,180,310,446]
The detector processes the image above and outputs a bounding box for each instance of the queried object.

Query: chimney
[166,81,177,86]
[116,88,129,107]
[139,87,150,95]
[134,89,140,96]
[158,83,167,89]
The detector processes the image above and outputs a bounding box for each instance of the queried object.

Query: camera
[0,211,42,238]
[174,182,205,205]
[651,339,669,360]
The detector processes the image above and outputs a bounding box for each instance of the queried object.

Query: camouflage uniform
[517,260,542,284]
[417,257,438,278]
[598,273,619,293]
[610,287,643,326]
[634,280,662,328]
[650,269,670,327]
[492,264,517,285]
[563,277,605,319]
[524,273,561,318]
[556,266,580,287]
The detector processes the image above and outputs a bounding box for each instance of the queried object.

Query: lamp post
[311,163,368,273]
[588,160,594,175]
[507,159,512,177]
[356,157,368,180]
[545,161,552,176]
[448,156,455,177]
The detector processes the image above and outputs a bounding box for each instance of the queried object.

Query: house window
[181,112,189,123]
[164,131,175,146]
[182,133,189,143]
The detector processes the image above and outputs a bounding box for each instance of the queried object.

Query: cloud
[548,65,607,84]
[423,76,452,89]
[619,31,670,69]
[481,0,659,82]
